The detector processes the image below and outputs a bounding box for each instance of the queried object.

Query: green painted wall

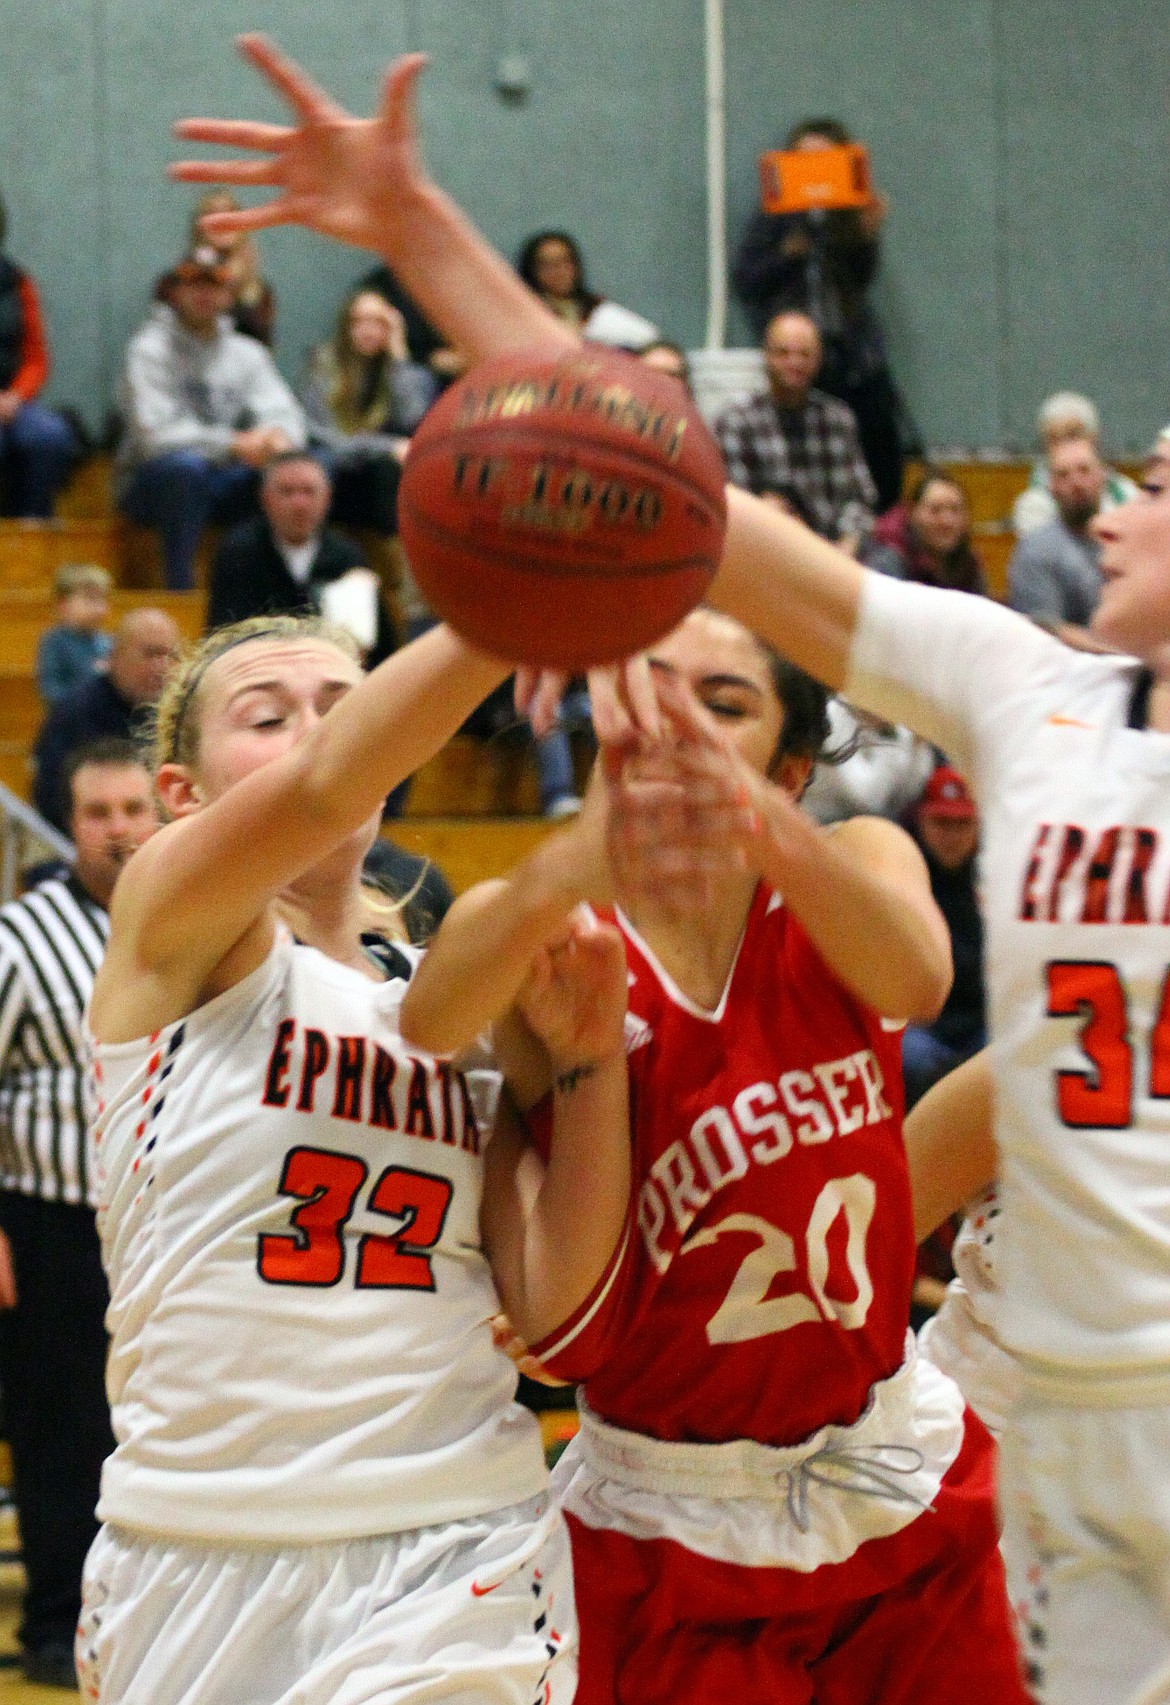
[2,0,1166,454]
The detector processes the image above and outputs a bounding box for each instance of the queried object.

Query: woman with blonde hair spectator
[303,287,437,540]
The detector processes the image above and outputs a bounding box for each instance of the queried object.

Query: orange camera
[758,143,872,215]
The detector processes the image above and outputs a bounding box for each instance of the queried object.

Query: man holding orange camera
[733,117,909,509]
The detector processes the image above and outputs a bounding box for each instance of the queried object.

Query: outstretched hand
[515,655,662,748]
[171,35,430,254]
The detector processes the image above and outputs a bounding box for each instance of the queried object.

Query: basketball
[397,347,727,669]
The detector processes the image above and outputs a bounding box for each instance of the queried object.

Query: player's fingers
[170,159,284,189]
[378,53,430,136]
[237,33,350,123]
[192,202,297,236]
[522,671,568,739]
[619,656,662,742]
[173,118,293,150]
[587,670,635,749]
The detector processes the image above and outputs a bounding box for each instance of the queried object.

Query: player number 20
[685,1173,876,1346]
[257,1145,454,1291]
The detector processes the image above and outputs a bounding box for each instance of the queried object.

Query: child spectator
[35,565,113,706]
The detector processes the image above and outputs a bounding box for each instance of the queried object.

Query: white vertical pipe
[703,0,727,350]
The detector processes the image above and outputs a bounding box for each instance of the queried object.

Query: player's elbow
[897,932,953,1025]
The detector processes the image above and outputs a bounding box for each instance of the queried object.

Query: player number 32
[257,1145,453,1290]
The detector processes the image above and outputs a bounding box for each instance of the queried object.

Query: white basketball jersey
[851,577,1170,1389]
[918,1186,1020,1436]
[89,931,546,1545]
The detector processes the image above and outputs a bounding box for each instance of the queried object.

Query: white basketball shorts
[999,1392,1170,1705]
[76,1493,576,1705]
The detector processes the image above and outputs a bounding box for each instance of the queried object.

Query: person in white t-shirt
[174,38,1170,1701]
[78,608,662,1705]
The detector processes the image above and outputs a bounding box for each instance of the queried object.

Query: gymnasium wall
[2,0,1167,453]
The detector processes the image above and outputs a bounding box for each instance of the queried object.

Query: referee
[0,738,158,1688]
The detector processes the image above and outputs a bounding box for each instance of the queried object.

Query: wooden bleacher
[0,452,1132,889]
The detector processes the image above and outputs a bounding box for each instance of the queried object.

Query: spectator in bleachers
[115,247,305,590]
[35,563,113,706]
[1012,391,1138,537]
[1007,434,1106,637]
[517,230,658,350]
[802,697,935,827]
[303,288,437,537]
[156,190,277,347]
[902,765,985,1108]
[0,738,159,1688]
[640,339,691,390]
[0,191,76,519]
[206,450,395,666]
[359,261,467,384]
[863,470,987,594]
[32,608,180,831]
[732,117,911,510]
[714,309,876,550]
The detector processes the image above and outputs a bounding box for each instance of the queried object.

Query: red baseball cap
[919,765,976,820]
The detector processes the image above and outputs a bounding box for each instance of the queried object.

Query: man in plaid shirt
[715,311,878,548]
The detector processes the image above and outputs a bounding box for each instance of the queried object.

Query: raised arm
[173,39,877,690]
[173,38,575,367]
[101,626,505,1028]
[904,1049,997,1241]
[480,910,632,1347]
[656,675,951,1021]
[764,809,952,1022]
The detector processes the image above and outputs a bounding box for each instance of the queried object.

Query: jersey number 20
[257,1145,453,1290]
[686,1173,876,1345]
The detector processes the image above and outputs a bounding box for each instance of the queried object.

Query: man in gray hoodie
[117,247,306,589]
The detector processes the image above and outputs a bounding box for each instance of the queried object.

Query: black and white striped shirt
[0,878,108,1207]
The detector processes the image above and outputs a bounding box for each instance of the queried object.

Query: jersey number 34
[257,1145,453,1291]
[1047,960,1170,1127]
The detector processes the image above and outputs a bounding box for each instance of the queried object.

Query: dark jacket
[32,674,140,831]
[0,257,24,392]
[917,841,985,1052]
[733,209,884,391]
[206,515,397,664]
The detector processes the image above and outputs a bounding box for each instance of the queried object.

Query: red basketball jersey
[530,883,916,1447]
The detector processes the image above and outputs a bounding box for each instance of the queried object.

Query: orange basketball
[398,347,727,669]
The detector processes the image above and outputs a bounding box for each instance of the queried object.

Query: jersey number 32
[257,1145,453,1291]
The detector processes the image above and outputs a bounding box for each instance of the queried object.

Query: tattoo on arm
[555,1062,598,1095]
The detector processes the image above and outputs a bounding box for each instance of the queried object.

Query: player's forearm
[400,843,590,1057]
[508,1052,631,1346]
[378,180,579,365]
[710,486,865,690]
[905,1049,997,1239]
[132,626,507,967]
[754,804,952,1022]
